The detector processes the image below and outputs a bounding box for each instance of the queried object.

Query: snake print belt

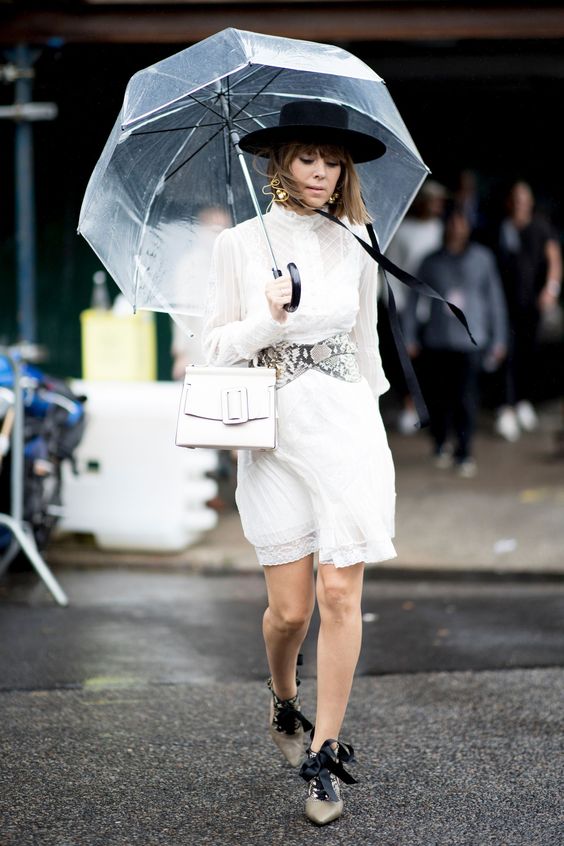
[252,332,361,388]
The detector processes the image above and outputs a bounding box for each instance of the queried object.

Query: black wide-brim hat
[238,100,386,164]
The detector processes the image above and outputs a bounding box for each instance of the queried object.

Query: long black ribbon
[316,208,477,430]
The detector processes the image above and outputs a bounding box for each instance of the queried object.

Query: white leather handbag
[175,365,277,450]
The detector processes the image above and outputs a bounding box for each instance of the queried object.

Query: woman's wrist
[546,279,561,297]
[267,314,286,327]
[249,313,287,346]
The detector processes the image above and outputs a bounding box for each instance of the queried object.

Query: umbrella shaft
[233,143,279,277]
[216,85,280,277]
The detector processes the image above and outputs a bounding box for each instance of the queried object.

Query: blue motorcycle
[0,355,86,554]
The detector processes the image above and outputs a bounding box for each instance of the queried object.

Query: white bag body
[175,365,277,450]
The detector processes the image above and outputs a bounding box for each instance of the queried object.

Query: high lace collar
[267,200,327,232]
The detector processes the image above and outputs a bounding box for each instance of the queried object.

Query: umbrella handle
[286,263,301,312]
[274,263,301,313]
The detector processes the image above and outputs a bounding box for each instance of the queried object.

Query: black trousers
[420,349,483,461]
[503,307,541,406]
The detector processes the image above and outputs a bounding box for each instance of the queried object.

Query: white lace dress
[202,202,396,568]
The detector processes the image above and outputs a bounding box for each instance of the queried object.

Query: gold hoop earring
[263,174,289,203]
[329,190,341,205]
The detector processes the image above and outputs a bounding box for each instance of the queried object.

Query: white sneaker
[495,407,520,442]
[434,449,453,469]
[457,458,477,478]
[515,400,538,432]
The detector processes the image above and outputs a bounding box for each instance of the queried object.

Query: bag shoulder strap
[315,208,476,429]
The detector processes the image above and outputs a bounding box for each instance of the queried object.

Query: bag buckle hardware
[221,386,249,425]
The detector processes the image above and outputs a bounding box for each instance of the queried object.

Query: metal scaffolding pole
[14,44,37,343]
[0,43,57,344]
[0,349,69,606]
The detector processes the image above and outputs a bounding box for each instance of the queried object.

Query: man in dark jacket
[494,181,562,441]
[403,205,508,477]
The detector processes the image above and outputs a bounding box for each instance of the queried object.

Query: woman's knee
[317,568,363,621]
[263,554,315,634]
[267,602,313,634]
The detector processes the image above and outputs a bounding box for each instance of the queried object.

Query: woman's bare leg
[311,562,365,751]
[262,554,316,699]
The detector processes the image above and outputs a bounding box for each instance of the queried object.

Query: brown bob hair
[257,142,371,225]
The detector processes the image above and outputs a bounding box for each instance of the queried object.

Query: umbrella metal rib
[130,122,225,135]
[129,111,281,138]
[164,124,225,182]
[229,67,284,124]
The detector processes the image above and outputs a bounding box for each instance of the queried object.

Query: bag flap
[184,381,273,422]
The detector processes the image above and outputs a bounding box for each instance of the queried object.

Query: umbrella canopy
[78,28,429,317]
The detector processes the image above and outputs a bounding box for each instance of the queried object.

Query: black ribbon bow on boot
[275,703,313,735]
[299,738,357,802]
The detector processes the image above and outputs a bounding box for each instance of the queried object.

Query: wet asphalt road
[1,568,563,845]
[1,570,563,690]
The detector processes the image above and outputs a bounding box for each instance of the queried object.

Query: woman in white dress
[202,101,395,826]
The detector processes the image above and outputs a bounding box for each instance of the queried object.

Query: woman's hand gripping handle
[265,263,301,324]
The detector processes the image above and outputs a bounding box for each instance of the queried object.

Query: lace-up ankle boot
[267,656,313,767]
[299,738,357,825]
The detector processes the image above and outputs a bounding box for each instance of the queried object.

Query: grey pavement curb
[41,552,564,582]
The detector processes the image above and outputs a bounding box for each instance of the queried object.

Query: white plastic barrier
[59,380,219,551]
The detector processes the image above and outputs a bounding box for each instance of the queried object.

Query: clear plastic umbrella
[78,27,429,320]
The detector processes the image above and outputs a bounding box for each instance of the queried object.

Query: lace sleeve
[201,228,287,366]
[351,251,390,399]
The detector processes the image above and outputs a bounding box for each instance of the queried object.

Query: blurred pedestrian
[170,206,231,380]
[170,206,233,510]
[452,168,488,236]
[403,205,508,477]
[385,179,448,433]
[493,181,562,441]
